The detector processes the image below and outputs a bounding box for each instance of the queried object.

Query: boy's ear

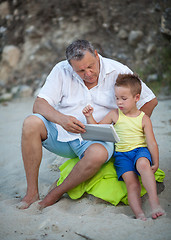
[135,93,140,102]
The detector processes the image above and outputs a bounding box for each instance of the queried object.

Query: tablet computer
[81,124,120,143]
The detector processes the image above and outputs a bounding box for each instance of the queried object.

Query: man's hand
[60,115,86,133]
[33,97,85,134]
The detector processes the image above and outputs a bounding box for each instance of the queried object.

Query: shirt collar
[98,54,116,84]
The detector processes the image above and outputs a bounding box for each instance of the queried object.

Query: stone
[161,8,171,37]
[11,86,20,96]
[0,1,9,19]
[146,74,158,82]
[118,29,128,40]
[18,85,33,98]
[0,63,11,85]
[128,30,143,46]
[0,93,13,102]
[146,43,156,54]
[2,45,21,68]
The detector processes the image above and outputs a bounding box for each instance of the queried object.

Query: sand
[0,97,171,240]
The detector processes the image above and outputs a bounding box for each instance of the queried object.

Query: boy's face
[115,86,140,114]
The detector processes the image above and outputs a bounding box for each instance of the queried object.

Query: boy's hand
[82,105,94,117]
[151,164,159,173]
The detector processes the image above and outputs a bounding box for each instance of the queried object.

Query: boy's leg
[136,157,165,219]
[122,171,146,220]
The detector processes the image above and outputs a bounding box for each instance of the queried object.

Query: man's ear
[94,50,99,60]
[94,50,99,58]
[135,93,140,102]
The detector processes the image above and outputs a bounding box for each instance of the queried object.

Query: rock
[146,43,156,54]
[113,23,119,32]
[11,86,20,96]
[18,85,33,98]
[25,25,43,38]
[0,63,11,85]
[116,53,128,61]
[118,29,128,40]
[135,44,145,60]
[128,30,143,46]
[146,74,158,82]
[0,1,9,19]
[0,93,13,102]
[2,45,21,68]
[161,8,171,37]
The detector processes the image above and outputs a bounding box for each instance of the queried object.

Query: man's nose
[84,69,91,77]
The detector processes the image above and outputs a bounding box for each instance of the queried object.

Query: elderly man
[19,40,157,209]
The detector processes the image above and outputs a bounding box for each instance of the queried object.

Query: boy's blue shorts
[114,147,152,181]
[33,114,114,161]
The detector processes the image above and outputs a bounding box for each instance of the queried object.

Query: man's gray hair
[66,40,95,64]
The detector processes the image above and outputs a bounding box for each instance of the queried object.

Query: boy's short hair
[115,73,142,96]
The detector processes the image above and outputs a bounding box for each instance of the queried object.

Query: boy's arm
[82,105,118,124]
[99,109,118,124]
[143,114,159,173]
[82,105,97,124]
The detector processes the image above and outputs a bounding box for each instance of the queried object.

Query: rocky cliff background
[0,0,171,101]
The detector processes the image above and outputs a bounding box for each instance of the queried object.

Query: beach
[0,97,171,240]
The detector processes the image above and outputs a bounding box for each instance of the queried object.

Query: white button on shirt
[38,55,155,142]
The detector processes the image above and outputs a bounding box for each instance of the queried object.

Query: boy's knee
[136,157,150,172]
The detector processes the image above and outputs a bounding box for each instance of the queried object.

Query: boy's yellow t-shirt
[114,109,147,152]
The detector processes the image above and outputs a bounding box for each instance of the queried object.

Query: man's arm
[140,97,158,117]
[33,97,85,133]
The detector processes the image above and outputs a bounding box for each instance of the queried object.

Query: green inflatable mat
[57,157,165,205]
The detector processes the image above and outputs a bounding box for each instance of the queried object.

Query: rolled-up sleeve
[137,81,156,109]
[38,65,63,108]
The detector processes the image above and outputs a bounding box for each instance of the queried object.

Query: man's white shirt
[38,55,155,142]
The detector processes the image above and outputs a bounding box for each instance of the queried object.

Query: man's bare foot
[136,213,147,221]
[151,207,165,219]
[38,187,62,209]
[16,194,39,210]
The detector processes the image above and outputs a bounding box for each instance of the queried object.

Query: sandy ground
[0,97,171,240]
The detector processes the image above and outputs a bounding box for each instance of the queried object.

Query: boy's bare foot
[136,213,147,221]
[38,187,62,209]
[16,194,39,209]
[151,207,165,219]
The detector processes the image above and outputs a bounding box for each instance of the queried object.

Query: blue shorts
[114,147,152,181]
[34,114,114,161]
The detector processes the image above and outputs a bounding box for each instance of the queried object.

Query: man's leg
[136,157,165,219]
[18,115,48,209]
[38,143,108,208]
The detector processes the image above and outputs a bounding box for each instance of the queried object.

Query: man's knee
[22,115,47,140]
[84,143,108,167]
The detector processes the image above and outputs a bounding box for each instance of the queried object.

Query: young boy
[82,73,165,220]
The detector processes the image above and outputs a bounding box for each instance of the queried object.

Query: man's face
[70,50,100,89]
